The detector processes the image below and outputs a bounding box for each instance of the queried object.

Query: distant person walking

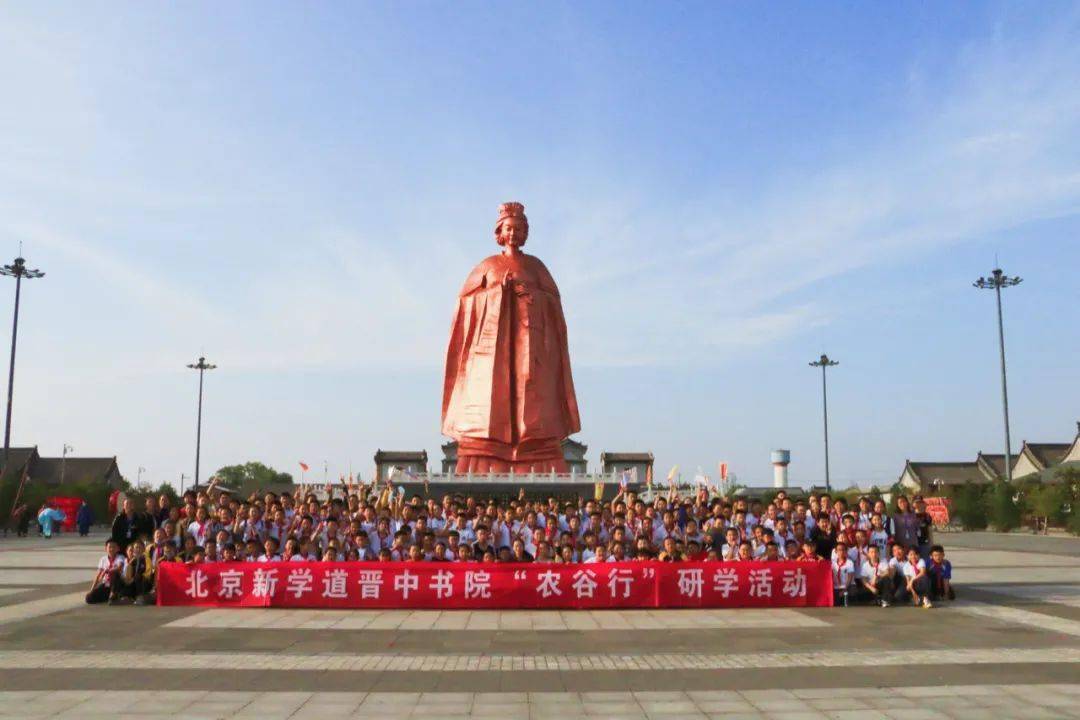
[11,504,30,537]
[76,501,94,536]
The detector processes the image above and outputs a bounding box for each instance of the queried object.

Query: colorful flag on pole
[299,462,310,472]
[666,465,679,484]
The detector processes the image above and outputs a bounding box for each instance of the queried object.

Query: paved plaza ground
[1,531,1079,719]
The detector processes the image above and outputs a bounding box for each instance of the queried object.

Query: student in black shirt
[812,514,836,560]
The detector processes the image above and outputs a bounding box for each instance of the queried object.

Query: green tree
[1051,466,1080,536]
[949,482,988,531]
[986,480,1022,532]
[213,462,294,497]
[1026,482,1067,526]
[152,482,179,506]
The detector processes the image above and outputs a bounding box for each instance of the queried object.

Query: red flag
[720,463,728,481]
[299,461,310,472]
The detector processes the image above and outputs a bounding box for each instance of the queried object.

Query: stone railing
[399,471,630,485]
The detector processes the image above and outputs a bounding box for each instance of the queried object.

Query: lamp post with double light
[973,268,1022,483]
[809,354,839,493]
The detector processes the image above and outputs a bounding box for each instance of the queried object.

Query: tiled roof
[975,452,1012,479]
[1024,443,1071,469]
[32,457,120,485]
[374,450,429,462]
[600,452,654,463]
[0,447,38,483]
[905,461,985,486]
[561,438,588,452]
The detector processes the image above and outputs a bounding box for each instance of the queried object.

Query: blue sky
[1,2,1077,489]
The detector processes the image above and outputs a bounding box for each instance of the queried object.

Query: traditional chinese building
[0,446,124,488]
[975,452,1011,481]
[599,451,654,486]
[561,438,588,474]
[898,421,1080,491]
[373,450,428,482]
[1064,424,1080,465]
[1011,440,1073,480]
[897,461,987,492]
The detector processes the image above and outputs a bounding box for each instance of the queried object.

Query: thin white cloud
[550,16,1080,364]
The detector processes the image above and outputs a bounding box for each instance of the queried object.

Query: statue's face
[498,216,526,248]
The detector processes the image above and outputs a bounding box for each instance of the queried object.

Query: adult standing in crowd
[111,498,140,551]
[913,496,935,559]
[890,494,919,551]
[156,493,173,526]
[140,497,160,536]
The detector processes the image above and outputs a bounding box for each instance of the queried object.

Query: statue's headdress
[497,201,526,223]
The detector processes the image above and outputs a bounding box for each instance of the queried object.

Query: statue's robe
[442,252,580,473]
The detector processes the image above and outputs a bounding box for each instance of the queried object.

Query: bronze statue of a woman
[442,202,581,473]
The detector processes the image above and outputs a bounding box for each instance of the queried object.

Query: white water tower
[771,449,790,488]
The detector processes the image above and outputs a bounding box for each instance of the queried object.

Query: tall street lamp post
[809,354,839,493]
[0,256,44,469]
[186,356,217,489]
[60,444,73,485]
[973,268,1022,483]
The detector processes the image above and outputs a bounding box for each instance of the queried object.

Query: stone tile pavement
[1,685,1080,719]
[1,533,1080,718]
[3,646,1080,672]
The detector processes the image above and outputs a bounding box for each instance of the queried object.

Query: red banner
[157,561,833,609]
[46,496,80,532]
[924,497,951,527]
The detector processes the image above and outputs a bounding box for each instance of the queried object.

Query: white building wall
[1011,453,1042,480]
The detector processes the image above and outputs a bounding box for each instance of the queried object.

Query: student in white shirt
[579,531,602,563]
[857,545,894,607]
[720,528,741,561]
[605,542,628,562]
[371,518,394,554]
[898,546,932,608]
[868,513,890,555]
[772,519,795,547]
[186,507,213,547]
[453,516,476,546]
[87,539,126,604]
[831,541,856,607]
[258,538,283,562]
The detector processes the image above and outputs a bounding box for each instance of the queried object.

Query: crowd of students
[88,479,954,608]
